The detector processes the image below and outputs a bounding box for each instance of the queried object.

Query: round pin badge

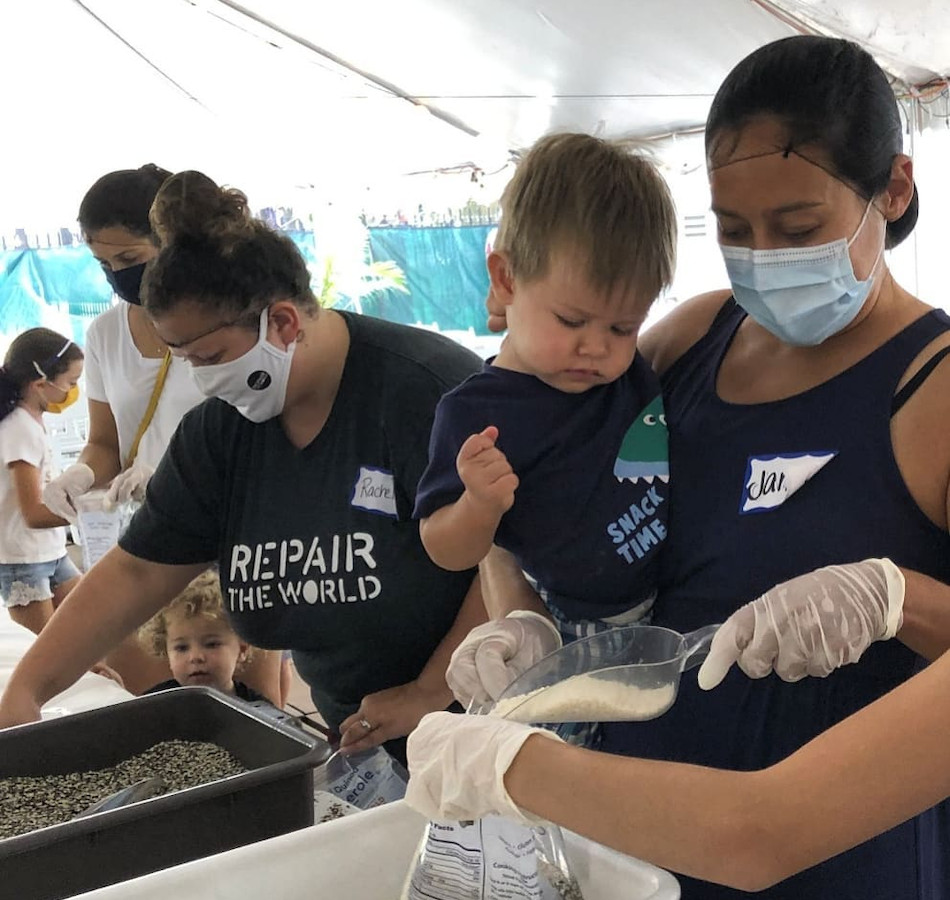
[247,371,272,390]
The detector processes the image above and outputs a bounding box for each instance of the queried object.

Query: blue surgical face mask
[103,262,147,306]
[720,200,884,346]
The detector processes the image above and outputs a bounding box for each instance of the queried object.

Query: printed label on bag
[403,817,547,900]
[322,748,406,809]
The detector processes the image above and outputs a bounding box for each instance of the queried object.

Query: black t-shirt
[145,679,269,704]
[121,311,481,729]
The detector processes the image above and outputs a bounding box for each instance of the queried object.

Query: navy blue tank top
[601,300,950,899]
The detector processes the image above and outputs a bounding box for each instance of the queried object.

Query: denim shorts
[0,555,81,607]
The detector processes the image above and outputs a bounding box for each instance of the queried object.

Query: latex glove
[446,610,562,709]
[338,679,450,756]
[104,461,154,509]
[42,463,95,522]
[698,558,905,690]
[406,711,561,824]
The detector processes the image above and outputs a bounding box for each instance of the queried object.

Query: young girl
[139,569,269,702]
[0,328,84,635]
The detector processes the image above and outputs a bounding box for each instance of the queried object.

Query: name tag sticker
[740,451,837,514]
[351,466,398,518]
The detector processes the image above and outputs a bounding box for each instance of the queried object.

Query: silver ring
[358,717,373,731]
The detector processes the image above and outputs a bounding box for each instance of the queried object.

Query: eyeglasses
[163,318,243,350]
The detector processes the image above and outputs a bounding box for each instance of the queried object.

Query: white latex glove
[406,711,562,824]
[42,463,94,522]
[698,558,905,690]
[104,461,154,509]
[446,610,562,709]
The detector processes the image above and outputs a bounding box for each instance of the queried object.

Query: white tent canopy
[2,0,949,225]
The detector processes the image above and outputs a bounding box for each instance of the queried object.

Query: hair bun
[138,163,173,183]
[150,170,252,250]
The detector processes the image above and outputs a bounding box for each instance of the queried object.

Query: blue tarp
[0,227,492,344]
[366,225,492,334]
[0,247,112,345]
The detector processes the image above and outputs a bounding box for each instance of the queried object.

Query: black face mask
[103,262,147,306]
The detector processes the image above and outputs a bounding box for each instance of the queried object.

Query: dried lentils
[0,739,246,839]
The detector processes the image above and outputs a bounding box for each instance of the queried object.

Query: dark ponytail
[706,35,916,249]
[78,164,172,240]
[0,329,84,422]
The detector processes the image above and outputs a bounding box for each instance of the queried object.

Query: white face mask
[188,308,295,422]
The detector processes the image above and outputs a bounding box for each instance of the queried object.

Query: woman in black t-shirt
[0,171,488,764]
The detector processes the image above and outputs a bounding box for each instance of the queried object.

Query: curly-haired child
[139,569,268,702]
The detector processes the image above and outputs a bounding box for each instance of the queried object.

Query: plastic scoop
[72,776,166,819]
[489,623,719,724]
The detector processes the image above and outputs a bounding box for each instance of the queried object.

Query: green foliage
[315,256,408,309]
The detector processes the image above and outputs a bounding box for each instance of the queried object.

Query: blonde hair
[138,569,251,660]
[494,132,676,304]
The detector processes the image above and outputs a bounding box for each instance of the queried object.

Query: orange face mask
[32,339,80,414]
[43,383,80,414]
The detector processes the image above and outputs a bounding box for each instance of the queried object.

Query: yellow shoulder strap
[124,350,172,469]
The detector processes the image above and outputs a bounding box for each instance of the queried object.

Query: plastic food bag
[400,815,584,900]
[73,490,138,571]
[312,746,409,810]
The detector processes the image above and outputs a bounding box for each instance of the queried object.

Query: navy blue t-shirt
[414,353,669,620]
[602,300,950,899]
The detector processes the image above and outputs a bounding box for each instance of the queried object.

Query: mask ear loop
[257,307,270,342]
[847,198,876,247]
[30,361,62,404]
[848,198,886,281]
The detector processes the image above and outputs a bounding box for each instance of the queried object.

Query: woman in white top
[42,166,284,701]
[44,166,204,510]
[0,329,84,635]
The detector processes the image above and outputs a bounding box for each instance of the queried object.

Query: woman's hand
[698,558,905,689]
[338,680,453,755]
[405,711,561,823]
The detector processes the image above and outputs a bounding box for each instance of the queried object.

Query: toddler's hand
[457,426,518,515]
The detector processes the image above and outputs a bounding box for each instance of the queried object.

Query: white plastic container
[71,800,680,899]
[73,490,138,571]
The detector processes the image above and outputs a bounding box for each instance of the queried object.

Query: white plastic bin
[72,800,680,899]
